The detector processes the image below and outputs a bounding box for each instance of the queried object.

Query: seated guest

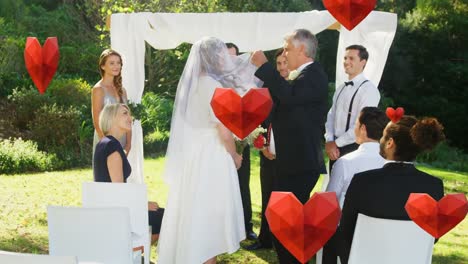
[337,113,445,264]
[326,107,388,207]
[94,103,164,243]
[323,107,388,264]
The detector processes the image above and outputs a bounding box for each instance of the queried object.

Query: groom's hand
[325,141,340,161]
[251,50,268,67]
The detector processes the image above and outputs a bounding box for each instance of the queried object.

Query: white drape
[336,11,398,88]
[110,10,397,184]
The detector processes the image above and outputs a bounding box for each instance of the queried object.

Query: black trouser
[257,154,277,247]
[272,171,320,264]
[328,143,359,172]
[323,232,340,264]
[238,145,253,233]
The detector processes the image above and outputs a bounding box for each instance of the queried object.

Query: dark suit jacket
[255,62,328,177]
[337,162,445,264]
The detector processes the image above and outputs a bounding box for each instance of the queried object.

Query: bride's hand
[233,153,243,170]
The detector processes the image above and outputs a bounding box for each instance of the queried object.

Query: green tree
[380,0,468,149]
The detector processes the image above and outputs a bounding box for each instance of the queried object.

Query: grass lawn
[0,151,467,263]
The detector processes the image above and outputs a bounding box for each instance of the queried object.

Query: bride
[157,37,258,264]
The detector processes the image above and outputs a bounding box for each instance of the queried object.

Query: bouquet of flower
[234,126,267,154]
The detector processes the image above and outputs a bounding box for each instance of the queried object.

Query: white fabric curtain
[110,10,397,184]
[335,11,398,88]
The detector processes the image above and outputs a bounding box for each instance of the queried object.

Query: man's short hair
[275,48,284,59]
[358,107,389,141]
[285,29,318,59]
[225,42,239,55]
[346,44,369,61]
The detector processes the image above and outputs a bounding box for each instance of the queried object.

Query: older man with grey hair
[251,29,328,264]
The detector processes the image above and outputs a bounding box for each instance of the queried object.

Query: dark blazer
[337,162,445,264]
[255,62,328,176]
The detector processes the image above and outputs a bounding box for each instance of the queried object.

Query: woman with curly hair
[337,113,446,264]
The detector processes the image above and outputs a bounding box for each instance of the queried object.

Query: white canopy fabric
[110,10,397,184]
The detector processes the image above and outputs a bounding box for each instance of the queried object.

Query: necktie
[345,81,354,86]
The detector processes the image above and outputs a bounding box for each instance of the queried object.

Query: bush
[46,78,91,108]
[8,87,52,129]
[417,142,468,172]
[29,103,81,149]
[0,137,58,174]
[143,130,169,157]
[140,92,174,135]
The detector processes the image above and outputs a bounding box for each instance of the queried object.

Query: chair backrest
[47,206,133,264]
[82,182,150,264]
[348,213,434,264]
[0,251,77,264]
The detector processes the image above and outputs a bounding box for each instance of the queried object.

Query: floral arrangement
[234,126,267,154]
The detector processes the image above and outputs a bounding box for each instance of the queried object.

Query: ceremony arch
[109,10,397,183]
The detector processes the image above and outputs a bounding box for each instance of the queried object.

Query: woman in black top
[93,103,164,243]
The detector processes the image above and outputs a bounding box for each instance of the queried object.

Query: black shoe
[246,230,258,240]
[244,241,273,250]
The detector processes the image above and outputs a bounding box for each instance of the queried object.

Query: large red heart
[405,193,468,238]
[266,192,341,263]
[24,37,60,94]
[210,88,272,139]
[386,107,404,123]
[323,0,376,31]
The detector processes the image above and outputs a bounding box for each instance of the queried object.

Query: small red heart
[24,37,60,94]
[386,107,404,123]
[210,88,272,139]
[266,192,341,263]
[405,193,468,238]
[323,0,376,31]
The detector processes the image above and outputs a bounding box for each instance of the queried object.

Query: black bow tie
[344,81,354,86]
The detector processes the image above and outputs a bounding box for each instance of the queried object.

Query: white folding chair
[82,182,151,264]
[348,213,434,264]
[47,206,134,264]
[0,250,77,264]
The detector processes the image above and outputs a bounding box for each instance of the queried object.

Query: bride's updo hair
[198,37,229,76]
[384,116,445,161]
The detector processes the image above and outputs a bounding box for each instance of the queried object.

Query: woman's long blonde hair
[98,49,124,102]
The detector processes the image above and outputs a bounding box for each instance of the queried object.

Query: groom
[251,29,328,263]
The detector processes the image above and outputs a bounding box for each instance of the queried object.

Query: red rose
[253,135,266,149]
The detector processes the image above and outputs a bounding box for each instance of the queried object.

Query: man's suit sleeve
[255,62,327,106]
[337,173,363,264]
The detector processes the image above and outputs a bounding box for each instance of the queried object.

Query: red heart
[405,193,468,238]
[24,37,60,94]
[210,88,272,139]
[323,0,376,31]
[266,192,341,263]
[386,107,404,123]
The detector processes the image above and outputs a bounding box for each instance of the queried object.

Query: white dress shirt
[324,73,380,147]
[325,142,386,207]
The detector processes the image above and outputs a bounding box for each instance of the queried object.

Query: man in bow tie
[324,45,381,172]
[251,29,328,264]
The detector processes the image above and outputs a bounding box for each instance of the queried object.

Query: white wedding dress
[157,75,245,263]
